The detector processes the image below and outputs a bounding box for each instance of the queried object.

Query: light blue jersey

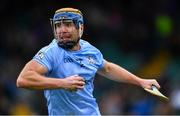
[33,39,105,115]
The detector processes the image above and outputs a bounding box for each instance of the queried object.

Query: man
[17,8,160,115]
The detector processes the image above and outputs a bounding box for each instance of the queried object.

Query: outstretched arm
[97,60,160,90]
[16,60,85,90]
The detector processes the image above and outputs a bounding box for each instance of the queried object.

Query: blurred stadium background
[0,0,180,115]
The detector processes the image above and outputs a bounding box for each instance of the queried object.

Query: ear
[79,24,84,38]
[79,24,84,33]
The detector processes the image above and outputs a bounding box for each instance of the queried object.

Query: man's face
[55,21,79,43]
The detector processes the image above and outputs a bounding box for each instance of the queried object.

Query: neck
[70,42,81,51]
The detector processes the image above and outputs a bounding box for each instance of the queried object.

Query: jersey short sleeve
[33,46,54,72]
[95,50,105,69]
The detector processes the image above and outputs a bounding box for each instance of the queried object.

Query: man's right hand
[62,75,85,91]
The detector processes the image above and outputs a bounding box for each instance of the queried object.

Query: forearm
[17,70,63,90]
[100,62,142,86]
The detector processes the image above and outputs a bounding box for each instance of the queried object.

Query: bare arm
[16,60,85,90]
[97,60,160,89]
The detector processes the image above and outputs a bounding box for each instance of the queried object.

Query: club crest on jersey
[87,56,95,64]
[38,51,44,60]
